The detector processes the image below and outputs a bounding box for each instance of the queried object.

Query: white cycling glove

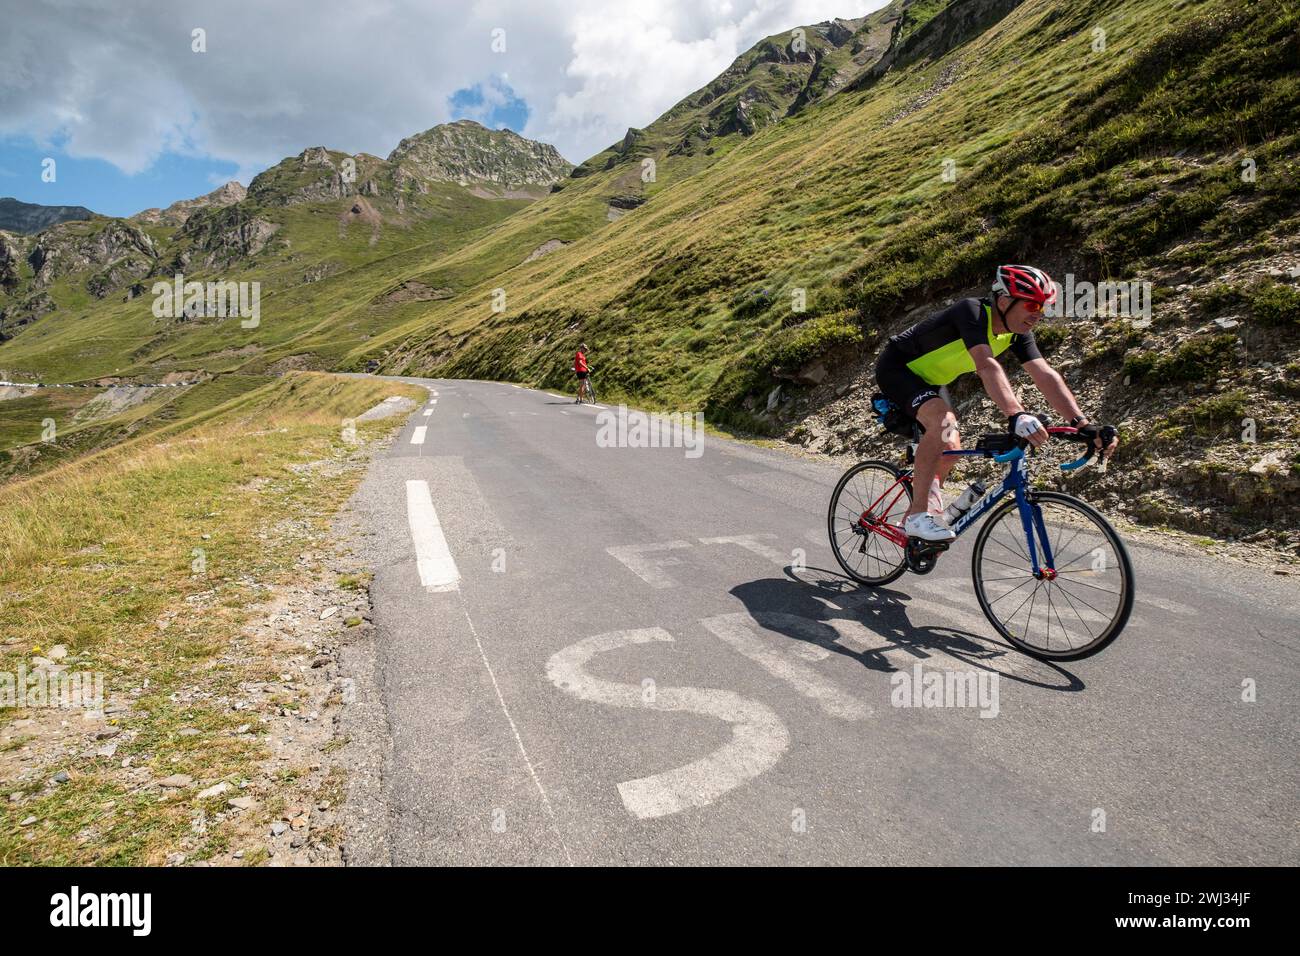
[1011,413,1044,439]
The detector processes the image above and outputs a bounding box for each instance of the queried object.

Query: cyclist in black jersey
[874,264,1119,542]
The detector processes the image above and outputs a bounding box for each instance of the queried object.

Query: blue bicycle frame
[923,446,1057,575]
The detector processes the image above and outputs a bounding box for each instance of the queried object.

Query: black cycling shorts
[575,371,589,379]
[875,345,944,419]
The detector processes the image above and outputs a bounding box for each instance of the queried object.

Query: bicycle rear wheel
[971,491,1134,659]
[827,460,912,586]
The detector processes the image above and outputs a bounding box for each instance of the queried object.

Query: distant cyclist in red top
[573,343,593,403]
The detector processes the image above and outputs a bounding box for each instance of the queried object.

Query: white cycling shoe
[904,512,956,542]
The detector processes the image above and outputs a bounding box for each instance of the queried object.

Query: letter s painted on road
[546,628,789,819]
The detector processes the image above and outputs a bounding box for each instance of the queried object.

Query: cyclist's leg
[876,357,958,517]
[910,398,959,516]
[933,384,960,493]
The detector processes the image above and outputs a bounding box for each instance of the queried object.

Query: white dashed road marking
[699,534,788,566]
[404,479,459,592]
[410,426,427,445]
[607,540,694,589]
[422,409,432,417]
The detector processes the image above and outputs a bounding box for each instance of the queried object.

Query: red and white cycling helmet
[992,264,1057,306]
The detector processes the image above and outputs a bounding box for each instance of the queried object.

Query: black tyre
[971,490,1134,660]
[828,460,912,586]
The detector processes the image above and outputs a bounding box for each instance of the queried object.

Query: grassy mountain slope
[365,0,1292,393]
[352,0,1298,547]
[1,0,1296,549]
[0,121,570,384]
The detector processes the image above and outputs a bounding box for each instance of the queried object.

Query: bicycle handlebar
[989,427,1108,472]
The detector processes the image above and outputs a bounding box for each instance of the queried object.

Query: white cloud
[0,0,882,185]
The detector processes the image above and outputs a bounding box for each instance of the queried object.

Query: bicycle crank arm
[905,536,949,574]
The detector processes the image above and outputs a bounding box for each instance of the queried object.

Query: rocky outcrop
[26,220,156,291]
[248,148,360,206]
[388,120,573,191]
[0,290,56,340]
[131,181,247,227]
[375,280,455,304]
[853,0,1025,90]
[523,239,568,263]
[0,231,23,293]
[176,205,280,270]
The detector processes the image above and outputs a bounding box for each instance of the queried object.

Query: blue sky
[0,136,243,218]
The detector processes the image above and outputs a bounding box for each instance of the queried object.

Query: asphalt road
[344,376,1299,866]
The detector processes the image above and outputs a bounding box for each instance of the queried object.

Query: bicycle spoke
[1054,582,1097,640]
[986,574,1036,604]
[1023,581,1040,641]
[988,529,1031,564]
[1004,579,1042,637]
[982,555,1032,574]
[1045,584,1078,652]
[1049,577,1113,620]
[1052,543,1106,573]
[1051,575,1121,597]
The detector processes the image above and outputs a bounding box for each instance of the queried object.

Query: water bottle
[943,480,986,525]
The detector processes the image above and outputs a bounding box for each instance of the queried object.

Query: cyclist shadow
[728,566,1084,692]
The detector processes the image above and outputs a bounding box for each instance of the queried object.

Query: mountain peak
[131,181,246,227]
[388,122,573,191]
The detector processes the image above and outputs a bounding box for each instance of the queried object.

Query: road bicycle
[575,372,597,405]
[827,399,1133,660]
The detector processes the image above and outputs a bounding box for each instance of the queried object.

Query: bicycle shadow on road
[727,566,1084,692]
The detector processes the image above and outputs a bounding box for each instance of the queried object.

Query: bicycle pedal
[906,536,950,553]
[904,536,948,574]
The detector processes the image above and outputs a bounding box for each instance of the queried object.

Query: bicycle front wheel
[971,491,1134,660]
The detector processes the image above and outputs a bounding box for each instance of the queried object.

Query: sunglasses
[1014,298,1045,315]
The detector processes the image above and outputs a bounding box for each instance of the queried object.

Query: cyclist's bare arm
[1023,358,1085,423]
[1024,358,1118,457]
[968,345,1019,413]
[970,345,1046,447]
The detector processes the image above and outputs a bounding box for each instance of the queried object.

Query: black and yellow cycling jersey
[886,297,1041,386]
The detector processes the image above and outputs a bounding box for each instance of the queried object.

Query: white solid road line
[410,426,427,444]
[404,479,460,591]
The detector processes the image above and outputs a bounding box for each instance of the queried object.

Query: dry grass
[0,372,425,864]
